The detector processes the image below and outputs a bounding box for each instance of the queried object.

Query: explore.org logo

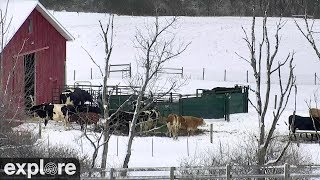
[0,158,80,180]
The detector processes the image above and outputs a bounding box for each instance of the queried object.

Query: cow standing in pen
[30,88,100,130]
[166,114,205,139]
[60,87,93,106]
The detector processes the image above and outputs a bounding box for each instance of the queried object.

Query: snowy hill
[17,11,320,168]
[51,12,320,87]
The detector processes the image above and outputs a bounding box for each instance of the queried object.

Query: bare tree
[81,14,115,172]
[0,0,11,93]
[0,1,38,155]
[122,16,190,171]
[0,35,34,157]
[236,6,296,167]
[295,13,320,60]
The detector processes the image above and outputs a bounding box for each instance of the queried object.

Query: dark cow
[60,104,101,130]
[60,88,93,106]
[77,104,101,114]
[69,112,101,130]
[289,115,320,133]
[108,110,133,135]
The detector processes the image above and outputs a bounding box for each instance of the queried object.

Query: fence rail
[72,65,320,85]
[81,164,320,180]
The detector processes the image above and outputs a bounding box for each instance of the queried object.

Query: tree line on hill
[40,0,320,18]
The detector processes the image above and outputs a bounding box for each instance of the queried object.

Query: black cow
[108,110,133,135]
[77,104,101,114]
[289,115,320,133]
[60,88,93,106]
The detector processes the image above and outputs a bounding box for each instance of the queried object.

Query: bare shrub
[0,124,91,175]
[179,133,311,177]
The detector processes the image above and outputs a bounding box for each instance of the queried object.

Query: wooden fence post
[202,68,205,80]
[181,67,184,78]
[116,86,119,95]
[246,70,248,83]
[38,119,41,139]
[187,138,189,156]
[226,164,231,180]
[117,136,119,156]
[47,134,50,157]
[129,63,132,78]
[210,124,213,143]
[170,167,175,180]
[284,163,290,180]
[108,65,111,78]
[110,168,115,180]
[152,138,154,157]
[224,69,227,81]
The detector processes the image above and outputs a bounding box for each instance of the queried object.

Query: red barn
[0,0,73,112]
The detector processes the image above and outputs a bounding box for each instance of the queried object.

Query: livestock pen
[104,85,249,119]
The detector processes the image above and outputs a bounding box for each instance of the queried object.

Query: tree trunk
[101,72,109,175]
[91,149,99,168]
[122,93,143,169]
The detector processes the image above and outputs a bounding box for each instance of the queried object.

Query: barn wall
[2,9,67,108]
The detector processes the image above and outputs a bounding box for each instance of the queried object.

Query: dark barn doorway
[24,53,35,109]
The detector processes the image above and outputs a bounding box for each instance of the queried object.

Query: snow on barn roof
[0,0,73,48]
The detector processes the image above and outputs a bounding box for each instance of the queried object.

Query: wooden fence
[81,164,320,179]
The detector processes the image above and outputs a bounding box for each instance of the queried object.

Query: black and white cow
[30,103,101,129]
[107,109,160,135]
[137,109,160,133]
[60,88,93,106]
[30,103,53,125]
[30,103,63,126]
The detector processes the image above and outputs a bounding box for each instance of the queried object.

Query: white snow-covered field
[17,12,320,168]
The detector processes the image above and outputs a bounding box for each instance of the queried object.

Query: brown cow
[309,108,320,118]
[179,116,205,135]
[69,112,100,130]
[166,114,180,139]
[166,114,205,139]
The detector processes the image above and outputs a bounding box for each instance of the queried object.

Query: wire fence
[72,66,320,85]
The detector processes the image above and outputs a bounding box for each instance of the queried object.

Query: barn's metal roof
[0,0,74,49]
